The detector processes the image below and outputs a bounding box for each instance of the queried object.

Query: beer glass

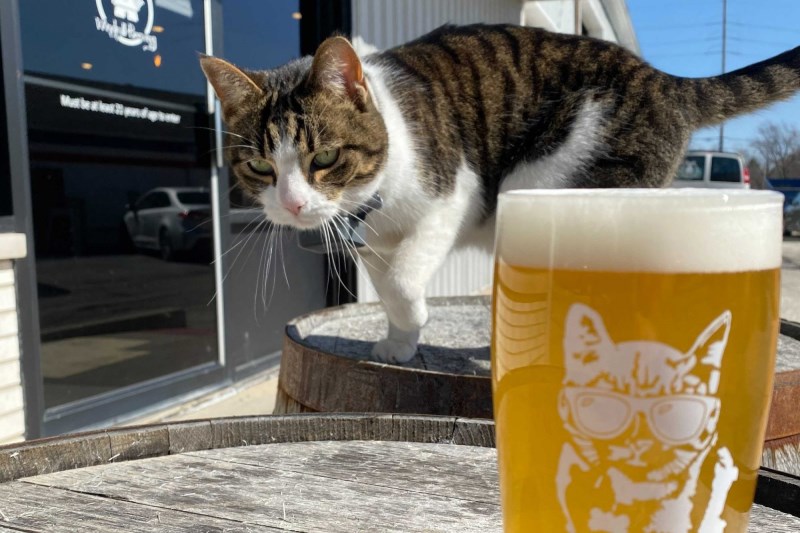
[491,189,782,533]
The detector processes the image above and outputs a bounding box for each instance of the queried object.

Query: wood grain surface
[1,439,796,532]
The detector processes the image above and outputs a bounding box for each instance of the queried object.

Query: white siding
[352,0,522,303]
[0,259,24,444]
[0,235,26,445]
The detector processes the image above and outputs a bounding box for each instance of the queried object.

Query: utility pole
[719,0,727,152]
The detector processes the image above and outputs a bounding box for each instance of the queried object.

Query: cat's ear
[564,304,613,364]
[199,55,263,122]
[309,36,369,108]
[688,311,731,369]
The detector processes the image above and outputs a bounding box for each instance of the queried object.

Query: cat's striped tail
[675,45,800,127]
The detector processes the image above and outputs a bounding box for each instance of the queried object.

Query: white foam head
[495,189,783,272]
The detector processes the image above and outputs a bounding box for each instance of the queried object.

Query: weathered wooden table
[0,414,797,532]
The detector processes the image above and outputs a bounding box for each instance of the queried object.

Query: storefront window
[0,49,12,218]
[21,0,206,96]
[20,0,219,410]
[223,0,301,70]
[32,162,217,408]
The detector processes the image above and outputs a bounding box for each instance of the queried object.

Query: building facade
[1,0,637,441]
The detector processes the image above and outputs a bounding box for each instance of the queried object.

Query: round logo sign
[95,0,158,52]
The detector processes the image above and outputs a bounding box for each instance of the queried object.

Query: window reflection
[31,163,218,408]
[0,49,12,218]
[21,0,218,409]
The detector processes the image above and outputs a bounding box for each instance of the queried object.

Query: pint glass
[491,189,782,533]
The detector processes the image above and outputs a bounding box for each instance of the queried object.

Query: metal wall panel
[352,0,523,50]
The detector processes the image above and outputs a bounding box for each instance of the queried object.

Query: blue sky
[627,0,800,157]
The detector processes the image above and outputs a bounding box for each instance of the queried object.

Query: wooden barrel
[275,296,493,418]
[275,296,800,475]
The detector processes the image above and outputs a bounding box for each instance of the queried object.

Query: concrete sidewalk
[128,368,280,425]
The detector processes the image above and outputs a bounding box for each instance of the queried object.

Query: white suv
[672,151,750,189]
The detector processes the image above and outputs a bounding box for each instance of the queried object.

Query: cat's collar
[354,192,383,221]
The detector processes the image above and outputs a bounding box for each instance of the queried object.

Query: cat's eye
[312,149,340,169]
[247,159,274,176]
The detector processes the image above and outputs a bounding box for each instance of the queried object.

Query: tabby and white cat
[200,24,800,364]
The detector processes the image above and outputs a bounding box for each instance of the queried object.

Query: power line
[647,50,744,58]
[635,21,719,31]
[644,35,721,48]
[725,37,797,48]
[728,20,800,33]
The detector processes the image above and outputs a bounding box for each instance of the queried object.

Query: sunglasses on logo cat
[560,388,719,445]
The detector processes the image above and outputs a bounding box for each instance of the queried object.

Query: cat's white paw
[371,338,418,364]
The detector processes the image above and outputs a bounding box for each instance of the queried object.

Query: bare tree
[751,122,800,179]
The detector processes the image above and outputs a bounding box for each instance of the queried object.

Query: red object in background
[179,210,208,221]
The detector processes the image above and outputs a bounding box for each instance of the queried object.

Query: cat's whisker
[330,216,375,287]
[229,215,269,271]
[264,224,278,309]
[266,226,283,309]
[223,144,260,151]
[324,220,358,301]
[209,216,269,306]
[278,225,291,289]
[210,212,264,263]
[190,125,256,145]
[330,216,375,273]
[323,221,347,295]
[263,224,279,309]
[336,198,401,227]
[332,214,389,268]
[252,223,271,320]
[328,225,359,302]
[211,237,246,265]
[256,226,275,307]
[334,199,393,236]
[325,222,346,291]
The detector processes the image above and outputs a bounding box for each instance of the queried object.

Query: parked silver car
[123,187,211,260]
[672,151,751,189]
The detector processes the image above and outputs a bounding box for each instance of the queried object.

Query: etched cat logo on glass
[556,303,739,533]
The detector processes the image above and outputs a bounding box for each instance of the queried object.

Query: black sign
[26,78,200,144]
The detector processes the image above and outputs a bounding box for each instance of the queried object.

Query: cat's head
[559,304,731,483]
[200,37,388,229]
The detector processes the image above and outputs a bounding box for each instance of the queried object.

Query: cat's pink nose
[284,200,306,216]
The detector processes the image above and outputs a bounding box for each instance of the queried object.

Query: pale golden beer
[491,190,783,533]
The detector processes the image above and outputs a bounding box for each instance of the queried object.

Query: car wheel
[159,228,174,261]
